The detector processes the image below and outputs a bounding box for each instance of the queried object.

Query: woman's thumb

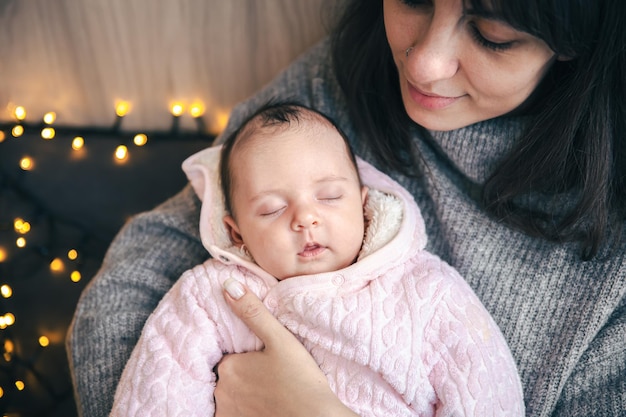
[222,277,285,347]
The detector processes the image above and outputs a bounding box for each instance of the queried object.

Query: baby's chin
[274,257,357,281]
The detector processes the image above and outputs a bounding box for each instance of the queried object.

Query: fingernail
[223,277,246,300]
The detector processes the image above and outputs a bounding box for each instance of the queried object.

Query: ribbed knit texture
[67,38,626,417]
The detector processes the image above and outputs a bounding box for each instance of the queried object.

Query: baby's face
[225,121,367,280]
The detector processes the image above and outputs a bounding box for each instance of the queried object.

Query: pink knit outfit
[110,146,524,417]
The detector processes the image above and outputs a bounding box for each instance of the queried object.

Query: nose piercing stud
[405,47,413,58]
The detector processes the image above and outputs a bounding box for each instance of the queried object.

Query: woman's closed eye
[398,0,431,9]
[468,21,515,52]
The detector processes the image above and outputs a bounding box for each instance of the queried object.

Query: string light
[50,257,64,273]
[189,102,205,118]
[38,336,50,347]
[14,218,31,234]
[12,125,24,137]
[0,285,12,298]
[190,102,207,132]
[0,100,215,414]
[3,101,214,164]
[71,271,82,283]
[19,156,34,170]
[114,144,129,161]
[41,127,56,139]
[133,133,148,146]
[0,313,15,329]
[3,313,15,326]
[3,339,15,362]
[115,100,131,117]
[4,339,14,351]
[14,106,26,121]
[43,111,57,124]
[170,102,185,117]
[72,136,85,150]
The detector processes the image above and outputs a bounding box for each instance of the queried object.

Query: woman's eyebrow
[463,7,507,23]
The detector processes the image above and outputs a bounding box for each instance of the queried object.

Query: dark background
[0,124,212,416]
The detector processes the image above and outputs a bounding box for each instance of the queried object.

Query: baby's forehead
[227,108,361,187]
[234,116,348,158]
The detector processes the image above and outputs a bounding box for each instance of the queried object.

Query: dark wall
[0,129,211,416]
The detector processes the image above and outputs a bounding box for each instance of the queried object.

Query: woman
[68,0,625,416]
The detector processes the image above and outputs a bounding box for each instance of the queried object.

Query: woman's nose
[407,19,460,83]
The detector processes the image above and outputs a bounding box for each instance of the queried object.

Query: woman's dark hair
[219,100,361,217]
[331,0,625,259]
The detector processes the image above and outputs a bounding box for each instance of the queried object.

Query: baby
[110,102,524,416]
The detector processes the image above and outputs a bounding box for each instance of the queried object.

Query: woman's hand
[215,278,359,417]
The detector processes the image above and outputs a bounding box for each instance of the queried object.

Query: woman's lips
[408,83,461,110]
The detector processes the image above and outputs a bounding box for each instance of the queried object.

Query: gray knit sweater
[67,39,626,417]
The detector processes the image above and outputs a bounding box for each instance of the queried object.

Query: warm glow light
[50,257,64,272]
[14,106,26,121]
[189,102,205,118]
[0,285,12,298]
[115,145,129,161]
[0,247,7,262]
[171,103,184,117]
[115,101,131,117]
[41,127,56,139]
[215,110,230,133]
[39,336,50,347]
[15,380,25,391]
[0,313,15,329]
[133,133,148,146]
[12,125,24,137]
[19,156,34,171]
[0,386,3,398]
[3,313,15,326]
[16,237,26,248]
[71,271,82,282]
[3,339,13,358]
[72,136,85,150]
[4,339,14,353]
[68,249,78,260]
[14,218,31,234]
[43,111,57,124]
[0,131,5,142]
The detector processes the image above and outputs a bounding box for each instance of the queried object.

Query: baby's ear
[223,215,244,245]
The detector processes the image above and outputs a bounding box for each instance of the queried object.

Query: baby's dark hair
[219,100,361,217]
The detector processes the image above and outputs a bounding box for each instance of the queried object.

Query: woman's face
[384,0,557,131]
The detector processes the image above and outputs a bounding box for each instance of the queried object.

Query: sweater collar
[425,116,530,184]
